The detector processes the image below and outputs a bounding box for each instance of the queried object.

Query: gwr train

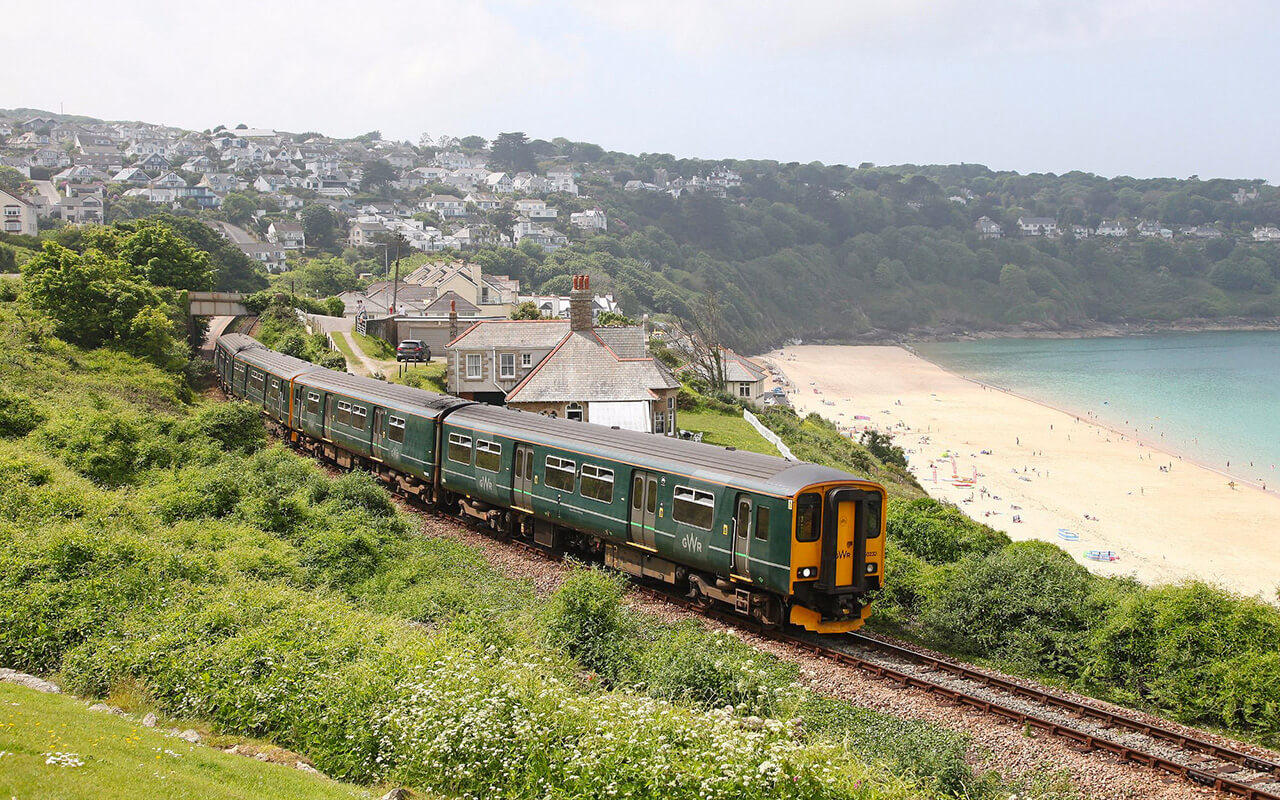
[213,333,886,633]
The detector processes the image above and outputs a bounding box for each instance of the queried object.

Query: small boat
[1085,550,1120,562]
[1057,528,1080,541]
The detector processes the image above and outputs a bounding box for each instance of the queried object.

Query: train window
[388,416,406,443]
[335,401,351,426]
[269,378,281,397]
[351,405,367,430]
[306,392,320,414]
[545,455,575,492]
[673,486,714,530]
[796,493,821,542]
[448,433,472,465]
[476,440,502,472]
[632,476,642,510]
[866,500,882,539]
[248,370,264,390]
[580,464,614,503]
[755,506,770,541]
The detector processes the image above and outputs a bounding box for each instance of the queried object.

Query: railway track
[317,445,1280,800]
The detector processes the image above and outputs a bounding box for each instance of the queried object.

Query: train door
[733,494,752,579]
[372,408,388,461]
[629,471,658,549]
[512,444,534,510]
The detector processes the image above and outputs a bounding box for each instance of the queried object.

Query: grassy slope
[677,410,780,456]
[354,331,396,360]
[0,684,373,800]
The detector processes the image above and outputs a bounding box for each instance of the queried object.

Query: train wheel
[687,577,713,608]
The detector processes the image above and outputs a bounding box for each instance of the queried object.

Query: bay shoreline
[761,344,1280,599]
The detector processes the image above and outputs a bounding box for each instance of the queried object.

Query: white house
[1096,219,1129,237]
[151,171,188,189]
[1252,226,1280,243]
[419,194,468,218]
[514,198,557,219]
[0,189,38,236]
[267,220,306,250]
[570,208,608,231]
[974,216,1003,239]
[484,171,514,193]
[1017,216,1057,236]
[546,166,577,195]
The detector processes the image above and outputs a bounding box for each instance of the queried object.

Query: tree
[354,130,382,144]
[459,135,488,150]
[490,132,535,173]
[221,192,257,226]
[300,204,338,252]
[21,241,184,365]
[0,166,27,194]
[361,159,397,193]
[509,301,549,320]
[117,221,215,290]
[596,310,637,327]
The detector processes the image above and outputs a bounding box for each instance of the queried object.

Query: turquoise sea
[914,331,1280,487]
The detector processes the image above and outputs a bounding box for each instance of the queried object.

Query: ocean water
[914,332,1280,486]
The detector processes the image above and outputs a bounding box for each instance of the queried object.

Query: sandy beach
[762,345,1280,600]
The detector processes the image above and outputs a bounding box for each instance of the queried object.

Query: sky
[6,0,1278,181]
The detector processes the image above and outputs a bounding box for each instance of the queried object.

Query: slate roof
[594,326,647,359]
[723,352,767,383]
[449,319,571,349]
[506,330,679,403]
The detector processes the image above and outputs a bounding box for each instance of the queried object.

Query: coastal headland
[764,345,1280,599]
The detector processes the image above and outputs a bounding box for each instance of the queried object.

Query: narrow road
[200,315,236,358]
[205,220,257,245]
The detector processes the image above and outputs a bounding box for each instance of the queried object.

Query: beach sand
[762,345,1280,600]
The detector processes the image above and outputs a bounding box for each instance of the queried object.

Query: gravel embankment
[409,508,1280,800]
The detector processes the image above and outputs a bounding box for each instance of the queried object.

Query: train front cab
[788,481,885,633]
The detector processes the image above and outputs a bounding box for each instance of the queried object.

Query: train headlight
[865,563,878,573]
[797,566,817,579]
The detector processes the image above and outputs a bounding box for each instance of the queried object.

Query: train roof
[295,369,470,419]
[445,403,863,497]
[216,333,264,355]
[234,344,323,381]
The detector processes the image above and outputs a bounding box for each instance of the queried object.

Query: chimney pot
[569,273,592,332]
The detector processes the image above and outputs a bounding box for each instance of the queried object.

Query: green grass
[353,332,395,360]
[677,409,780,456]
[329,332,359,363]
[0,683,374,800]
[388,362,448,393]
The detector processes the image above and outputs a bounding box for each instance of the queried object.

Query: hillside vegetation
[0,294,1031,799]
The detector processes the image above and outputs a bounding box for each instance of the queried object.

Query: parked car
[396,339,429,362]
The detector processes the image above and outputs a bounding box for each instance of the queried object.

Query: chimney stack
[569,274,592,332]
[449,299,459,340]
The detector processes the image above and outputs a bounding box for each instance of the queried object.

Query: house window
[545,455,575,492]
[580,464,614,503]
[499,353,515,379]
[739,384,752,398]
[566,402,583,422]
[654,411,667,434]
[521,353,532,368]
[448,433,472,465]
[335,401,351,426]
[465,353,482,380]
[388,415,406,443]
[476,440,502,472]
[4,222,19,232]
[667,396,675,410]
[673,486,714,530]
[351,405,367,431]
[3,206,19,216]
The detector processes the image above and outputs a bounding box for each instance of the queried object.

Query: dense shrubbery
[250,292,347,370]
[877,495,1280,742]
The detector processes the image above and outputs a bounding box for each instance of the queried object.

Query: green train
[215,333,886,633]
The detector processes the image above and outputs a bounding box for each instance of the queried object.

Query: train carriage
[291,370,467,488]
[213,333,886,634]
[440,404,885,633]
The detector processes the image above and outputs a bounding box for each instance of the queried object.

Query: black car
[396,339,429,362]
